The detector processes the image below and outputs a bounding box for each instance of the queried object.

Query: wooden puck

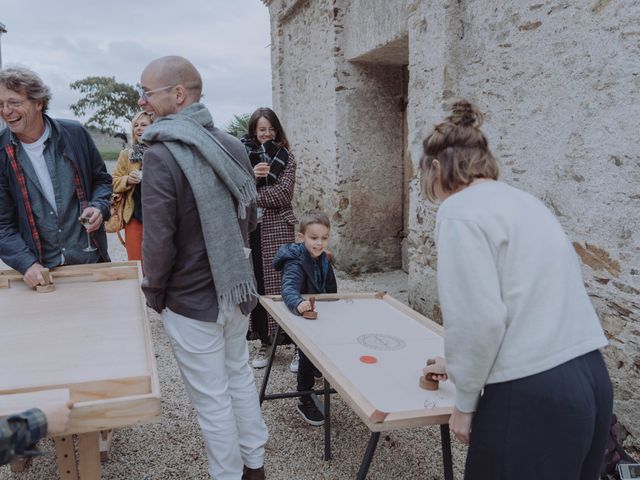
[419,375,439,390]
[36,284,56,293]
[302,311,317,320]
[419,358,439,390]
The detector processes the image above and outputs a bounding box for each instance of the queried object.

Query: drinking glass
[79,215,97,252]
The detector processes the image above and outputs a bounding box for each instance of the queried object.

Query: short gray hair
[0,66,52,113]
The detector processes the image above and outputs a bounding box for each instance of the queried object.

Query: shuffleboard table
[259,292,455,480]
[0,262,161,479]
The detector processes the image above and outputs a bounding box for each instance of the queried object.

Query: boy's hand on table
[297,300,312,314]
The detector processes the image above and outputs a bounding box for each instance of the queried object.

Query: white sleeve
[436,217,508,412]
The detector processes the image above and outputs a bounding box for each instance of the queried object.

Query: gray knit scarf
[141,103,258,312]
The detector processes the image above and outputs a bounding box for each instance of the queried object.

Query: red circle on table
[360,355,378,364]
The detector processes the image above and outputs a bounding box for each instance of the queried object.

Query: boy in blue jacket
[273,211,337,426]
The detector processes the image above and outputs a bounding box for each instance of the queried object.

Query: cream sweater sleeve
[436,217,508,413]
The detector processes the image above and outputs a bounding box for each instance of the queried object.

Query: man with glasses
[138,56,268,480]
[0,66,111,285]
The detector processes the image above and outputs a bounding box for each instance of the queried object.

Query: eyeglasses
[0,99,27,111]
[137,85,175,101]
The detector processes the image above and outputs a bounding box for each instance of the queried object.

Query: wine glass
[79,214,97,252]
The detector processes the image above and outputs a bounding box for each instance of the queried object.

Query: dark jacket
[273,242,337,314]
[0,408,47,466]
[141,125,258,321]
[0,117,112,272]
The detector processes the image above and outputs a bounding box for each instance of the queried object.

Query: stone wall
[264,0,640,449]
[268,0,340,229]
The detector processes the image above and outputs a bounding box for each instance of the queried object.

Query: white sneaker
[289,349,299,373]
[252,343,272,369]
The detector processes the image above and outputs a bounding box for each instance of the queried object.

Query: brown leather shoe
[242,465,265,480]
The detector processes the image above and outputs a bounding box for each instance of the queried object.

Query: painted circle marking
[357,333,406,351]
[360,355,378,364]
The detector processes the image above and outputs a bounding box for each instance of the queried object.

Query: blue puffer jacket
[273,242,337,314]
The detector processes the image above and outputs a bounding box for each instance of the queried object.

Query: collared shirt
[0,408,47,466]
[11,119,98,267]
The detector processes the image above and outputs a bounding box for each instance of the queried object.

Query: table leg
[440,424,454,480]
[77,432,101,480]
[99,430,113,462]
[54,435,79,480]
[356,431,380,480]
[259,324,281,405]
[323,378,331,461]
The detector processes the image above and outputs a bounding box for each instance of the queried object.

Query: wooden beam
[0,376,151,402]
[0,389,70,417]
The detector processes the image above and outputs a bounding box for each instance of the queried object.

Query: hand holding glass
[79,214,97,252]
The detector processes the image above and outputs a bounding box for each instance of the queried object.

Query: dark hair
[299,211,331,234]
[247,107,289,149]
[420,100,499,202]
[0,66,52,113]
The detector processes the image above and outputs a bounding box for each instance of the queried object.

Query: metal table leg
[356,431,380,480]
[324,378,331,460]
[259,325,281,405]
[440,424,454,480]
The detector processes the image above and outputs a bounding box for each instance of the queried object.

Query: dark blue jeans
[465,350,612,480]
[297,350,316,402]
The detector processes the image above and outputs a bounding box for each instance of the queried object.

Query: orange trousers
[124,218,143,262]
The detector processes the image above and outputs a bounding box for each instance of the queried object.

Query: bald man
[138,56,268,480]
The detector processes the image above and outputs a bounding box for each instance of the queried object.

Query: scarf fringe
[219,281,259,312]
[237,179,258,219]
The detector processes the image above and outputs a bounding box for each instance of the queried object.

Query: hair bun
[448,100,483,127]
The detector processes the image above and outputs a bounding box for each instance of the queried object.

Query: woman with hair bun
[422,100,612,479]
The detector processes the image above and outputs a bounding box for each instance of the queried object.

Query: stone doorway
[344,37,409,272]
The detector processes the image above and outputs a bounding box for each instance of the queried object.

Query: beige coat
[112,149,141,224]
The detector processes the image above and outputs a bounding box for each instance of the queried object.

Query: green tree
[69,76,139,134]
[226,113,251,139]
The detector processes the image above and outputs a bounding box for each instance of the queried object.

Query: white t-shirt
[21,123,56,213]
[435,180,607,412]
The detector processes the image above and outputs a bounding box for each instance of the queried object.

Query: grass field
[100,150,121,161]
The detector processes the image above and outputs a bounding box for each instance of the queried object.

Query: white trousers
[162,307,269,480]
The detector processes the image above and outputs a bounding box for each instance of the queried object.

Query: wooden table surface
[0,262,161,479]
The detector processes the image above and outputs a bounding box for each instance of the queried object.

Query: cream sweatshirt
[435,181,607,412]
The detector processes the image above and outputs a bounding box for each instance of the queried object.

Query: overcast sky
[0,0,272,131]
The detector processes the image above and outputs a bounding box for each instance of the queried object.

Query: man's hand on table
[23,263,47,288]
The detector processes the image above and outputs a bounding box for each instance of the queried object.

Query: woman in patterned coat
[242,108,298,370]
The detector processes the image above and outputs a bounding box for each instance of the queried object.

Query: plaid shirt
[0,408,47,466]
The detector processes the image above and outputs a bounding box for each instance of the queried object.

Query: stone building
[262,0,640,449]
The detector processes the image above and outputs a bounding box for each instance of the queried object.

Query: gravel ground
[1,159,466,479]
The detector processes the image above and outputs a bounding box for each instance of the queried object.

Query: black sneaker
[296,400,325,426]
[313,367,323,379]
